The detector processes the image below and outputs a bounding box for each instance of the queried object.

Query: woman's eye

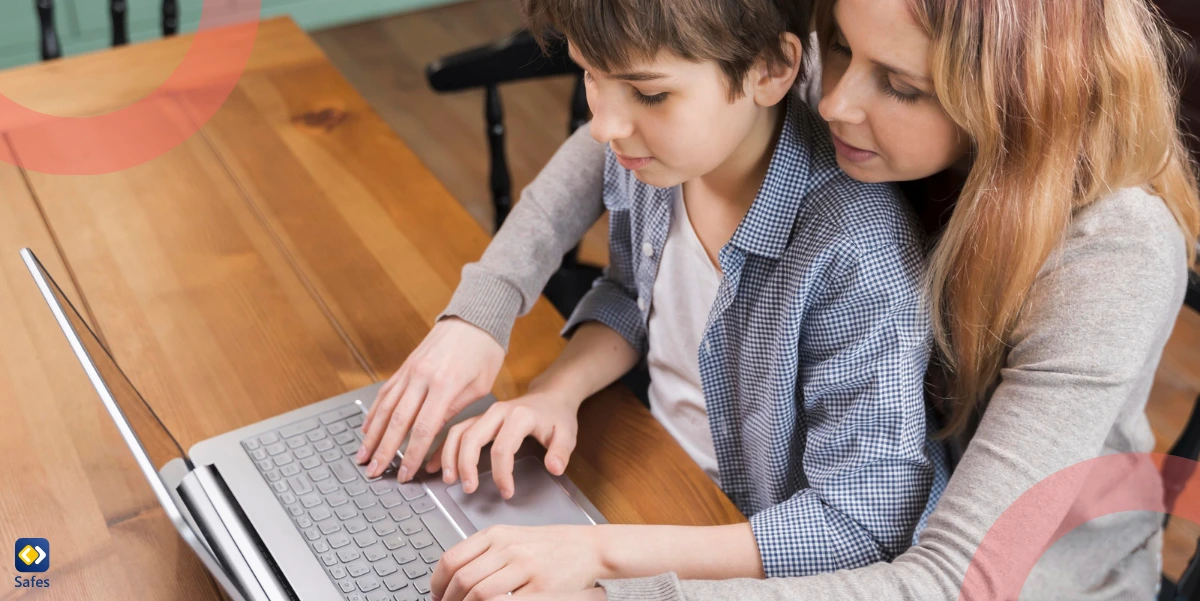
[881,76,922,104]
[829,37,851,57]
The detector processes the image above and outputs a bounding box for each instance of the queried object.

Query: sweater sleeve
[439,125,606,349]
[599,188,1188,601]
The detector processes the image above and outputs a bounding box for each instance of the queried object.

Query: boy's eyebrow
[566,45,668,81]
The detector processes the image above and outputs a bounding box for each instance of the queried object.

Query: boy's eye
[633,89,668,106]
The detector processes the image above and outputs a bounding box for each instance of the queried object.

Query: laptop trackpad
[446,457,595,530]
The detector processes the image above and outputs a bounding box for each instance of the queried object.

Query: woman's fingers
[463,566,529,601]
[438,417,477,483]
[357,370,411,463]
[432,533,495,601]
[366,380,429,477]
[458,408,508,494]
[540,422,577,476]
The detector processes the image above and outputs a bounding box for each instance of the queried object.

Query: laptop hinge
[178,465,293,601]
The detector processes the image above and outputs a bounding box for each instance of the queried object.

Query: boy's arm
[441,125,607,350]
[748,237,938,578]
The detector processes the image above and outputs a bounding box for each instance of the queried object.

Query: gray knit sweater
[441,125,1185,600]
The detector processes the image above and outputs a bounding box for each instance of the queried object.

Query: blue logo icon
[14,539,48,573]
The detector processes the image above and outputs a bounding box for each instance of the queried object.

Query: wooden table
[0,18,742,600]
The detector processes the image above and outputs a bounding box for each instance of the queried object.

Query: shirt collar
[726,93,839,260]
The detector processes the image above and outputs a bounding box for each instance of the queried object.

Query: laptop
[21,248,606,601]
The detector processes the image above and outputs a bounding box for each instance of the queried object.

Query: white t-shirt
[646,186,722,484]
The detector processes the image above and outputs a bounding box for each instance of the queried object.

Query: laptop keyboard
[242,404,457,601]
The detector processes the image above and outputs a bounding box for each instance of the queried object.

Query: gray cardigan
[440,125,1185,600]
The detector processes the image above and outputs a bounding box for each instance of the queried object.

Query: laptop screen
[21,249,188,508]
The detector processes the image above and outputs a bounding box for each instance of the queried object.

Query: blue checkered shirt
[564,96,950,577]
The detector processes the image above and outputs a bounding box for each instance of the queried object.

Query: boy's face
[569,44,768,189]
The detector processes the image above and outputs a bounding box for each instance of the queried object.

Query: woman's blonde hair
[816,0,1200,436]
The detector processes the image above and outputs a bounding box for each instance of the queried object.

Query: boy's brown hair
[521,0,810,101]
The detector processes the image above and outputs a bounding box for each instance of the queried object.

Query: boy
[420,1,948,598]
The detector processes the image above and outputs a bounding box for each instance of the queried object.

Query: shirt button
[637,297,647,311]
[642,242,655,258]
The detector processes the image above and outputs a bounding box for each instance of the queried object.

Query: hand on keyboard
[426,389,580,499]
[357,318,505,483]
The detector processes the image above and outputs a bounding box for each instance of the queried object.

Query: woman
[361,0,1200,598]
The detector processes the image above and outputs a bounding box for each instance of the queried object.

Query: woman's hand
[358,317,505,482]
[430,525,609,601]
[427,388,581,499]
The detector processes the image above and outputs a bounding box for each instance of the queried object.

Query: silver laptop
[22,248,606,601]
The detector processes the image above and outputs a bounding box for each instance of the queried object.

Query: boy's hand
[427,388,581,499]
[430,525,606,601]
[358,317,504,482]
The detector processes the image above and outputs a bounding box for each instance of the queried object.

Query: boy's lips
[614,152,654,171]
[830,133,878,163]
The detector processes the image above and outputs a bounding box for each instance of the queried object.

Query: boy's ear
[749,32,804,107]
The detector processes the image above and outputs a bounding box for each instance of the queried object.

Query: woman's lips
[830,133,879,163]
[614,152,654,171]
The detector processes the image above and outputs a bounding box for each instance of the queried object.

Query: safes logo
[13,538,50,589]
[14,539,48,573]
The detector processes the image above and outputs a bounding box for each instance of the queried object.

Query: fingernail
[399,466,409,482]
[464,479,474,493]
[425,463,438,473]
[443,471,453,484]
[501,487,512,499]
[548,457,563,474]
[367,459,378,477]
[356,447,368,463]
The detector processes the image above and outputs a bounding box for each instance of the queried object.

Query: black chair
[425,29,605,323]
[1160,276,1200,601]
[35,0,180,61]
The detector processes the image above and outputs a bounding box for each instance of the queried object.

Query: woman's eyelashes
[827,37,922,105]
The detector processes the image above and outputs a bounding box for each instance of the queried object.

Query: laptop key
[409,533,434,550]
[335,505,358,521]
[346,481,369,497]
[317,479,339,494]
[294,445,315,459]
[373,557,399,576]
[346,517,369,534]
[287,504,304,517]
[379,492,404,508]
[315,438,336,452]
[324,450,344,463]
[286,435,307,449]
[272,481,288,494]
[414,575,431,594]
[342,442,361,456]
[320,552,337,567]
[280,463,301,477]
[419,548,442,564]
[303,527,320,541]
[347,415,364,428]
[354,532,378,548]
[300,493,322,508]
[338,579,356,594]
[296,515,313,529]
[310,506,333,521]
[321,405,357,425]
[338,547,362,563]
[280,492,297,506]
[363,543,388,562]
[243,438,261,451]
[363,506,387,523]
[374,521,397,537]
[370,482,394,495]
[394,589,418,601]
[329,565,346,579]
[389,506,413,521]
[346,560,370,578]
[399,518,423,536]
[403,563,428,579]
[399,483,426,501]
[327,421,348,434]
[383,574,409,591]
[272,454,294,467]
[308,465,333,482]
[288,474,313,495]
[259,432,280,446]
[265,470,282,482]
[332,460,360,484]
[355,495,378,510]
[420,511,460,553]
[356,575,381,592]
[327,491,350,507]
[265,442,286,456]
[307,429,328,442]
[393,548,417,564]
[334,432,356,445]
[280,418,320,439]
[318,519,343,535]
[313,539,330,553]
[257,460,274,472]
[366,590,391,601]
[250,448,267,461]
[411,498,436,514]
[300,456,321,470]
[328,533,351,549]
[382,533,406,550]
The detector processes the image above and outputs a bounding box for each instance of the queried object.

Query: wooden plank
[0,159,220,599]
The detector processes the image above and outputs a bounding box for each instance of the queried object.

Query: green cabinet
[0,0,459,70]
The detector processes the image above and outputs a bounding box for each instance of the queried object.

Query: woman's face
[818,0,971,183]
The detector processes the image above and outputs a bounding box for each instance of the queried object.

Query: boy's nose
[588,101,634,144]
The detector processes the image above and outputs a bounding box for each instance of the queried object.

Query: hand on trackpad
[446,457,595,531]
